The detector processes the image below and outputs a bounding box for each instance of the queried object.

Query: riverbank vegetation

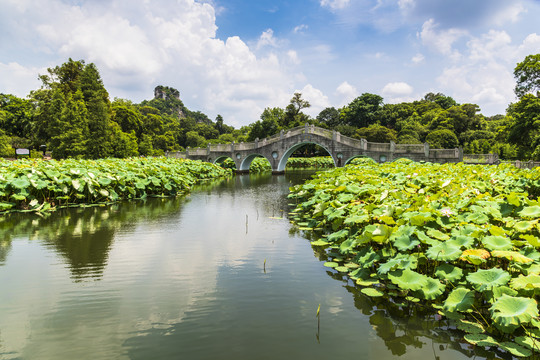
[288,159,540,357]
[0,157,231,214]
[1,54,540,161]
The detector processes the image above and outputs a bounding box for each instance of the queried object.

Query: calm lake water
[0,172,492,360]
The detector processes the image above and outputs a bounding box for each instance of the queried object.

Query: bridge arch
[276,141,336,172]
[344,155,377,166]
[239,153,272,171]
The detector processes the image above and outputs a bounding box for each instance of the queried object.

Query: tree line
[1,54,539,160]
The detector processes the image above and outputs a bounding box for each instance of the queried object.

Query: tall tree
[514,54,540,98]
[340,93,383,128]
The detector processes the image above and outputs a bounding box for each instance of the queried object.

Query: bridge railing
[209,144,232,152]
[187,148,208,156]
[463,153,498,164]
[338,134,364,149]
[429,149,460,159]
[395,144,425,154]
[367,142,391,152]
[500,160,540,169]
[235,142,256,151]
[311,126,334,139]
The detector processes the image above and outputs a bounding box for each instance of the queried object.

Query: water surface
[1,172,491,359]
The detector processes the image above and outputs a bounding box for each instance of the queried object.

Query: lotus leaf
[434,264,463,282]
[335,266,349,273]
[510,274,540,290]
[464,333,499,347]
[519,205,540,218]
[417,277,445,300]
[361,288,384,297]
[323,262,339,268]
[392,235,419,251]
[521,234,540,247]
[10,176,30,189]
[387,269,428,291]
[310,238,328,247]
[490,294,539,332]
[515,220,535,233]
[481,235,512,251]
[465,212,489,224]
[426,228,449,240]
[491,250,533,263]
[426,242,462,261]
[457,319,485,334]
[467,268,511,291]
[515,336,540,351]
[460,248,490,260]
[414,230,440,246]
[449,235,474,249]
[500,341,532,357]
[378,254,417,274]
[443,287,474,312]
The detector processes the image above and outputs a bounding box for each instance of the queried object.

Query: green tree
[0,94,34,138]
[355,124,397,143]
[282,93,310,128]
[507,94,540,159]
[514,54,540,98]
[317,107,341,128]
[340,93,383,128]
[426,129,459,149]
[423,92,458,110]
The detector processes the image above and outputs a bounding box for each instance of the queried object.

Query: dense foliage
[288,160,540,357]
[0,157,231,213]
[0,54,539,161]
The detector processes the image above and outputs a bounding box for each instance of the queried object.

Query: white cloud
[381,82,415,103]
[411,53,425,64]
[293,24,308,34]
[0,62,44,98]
[287,50,301,65]
[335,81,358,106]
[320,0,351,10]
[418,19,468,59]
[296,84,331,117]
[0,0,305,127]
[256,29,278,49]
[434,31,540,115]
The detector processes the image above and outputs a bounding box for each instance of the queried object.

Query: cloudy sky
[1,0,539,127]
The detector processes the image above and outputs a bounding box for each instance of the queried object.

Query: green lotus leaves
[481,235,512,251]
[490,295,539,331]
[457,319,485,334]
[417,277,446,300]
[515,220,535,233]
[10,176,30,190]
[361,288,384,297]
[323,262,339,268]
[434,264,463,282]
[426,242,462,261]
[443,287,474,312]
[392,235,419,251]
[466,268,511,291]
[287,160,540,354]
[310,239,330,246]
[510,274,540,290]
[387,269,428,291]
[491,250,533,263]
[519,205,540,218]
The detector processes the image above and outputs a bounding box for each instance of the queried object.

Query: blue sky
[1,0,540,127]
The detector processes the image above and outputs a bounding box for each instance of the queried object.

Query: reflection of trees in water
[0,197,188,280]
[312,246,505,360]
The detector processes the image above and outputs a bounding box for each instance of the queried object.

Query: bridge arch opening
[344,155,377,166]
[213,156,237,170]
[239,154,272,172]
[277,142,336,172]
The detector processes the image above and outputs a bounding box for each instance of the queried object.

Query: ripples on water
[0,172,496,360]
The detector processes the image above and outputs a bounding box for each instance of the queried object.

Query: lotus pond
[0,168,506,360]
[289,159,540,358]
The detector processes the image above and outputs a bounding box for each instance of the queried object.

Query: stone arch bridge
[168,124,483,174]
